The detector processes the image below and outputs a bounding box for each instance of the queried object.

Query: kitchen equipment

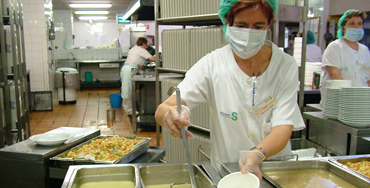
[139,164,216,187]
[55,67,79,104]
[174,87,196,188]
[50,136,152,166]
[61,164,140,188]
[329,155,370,181]
[221,159,370,188]
[261,160,370,188]
[0,127,100,188]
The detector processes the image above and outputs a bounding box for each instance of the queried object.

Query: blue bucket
[109,93,122,108]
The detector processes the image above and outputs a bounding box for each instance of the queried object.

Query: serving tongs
[171,87,197,188]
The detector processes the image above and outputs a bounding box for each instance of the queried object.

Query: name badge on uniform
[360,64,370,75]
[252,96,276,118]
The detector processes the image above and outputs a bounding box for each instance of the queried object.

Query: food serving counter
[303,112,370,156]
[0,127,100,188]
[221,155,370,188]
[0,127,165,188]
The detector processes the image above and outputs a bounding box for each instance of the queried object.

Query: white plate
[339,120,370,128]
[29,133,72,146]
[218,172,259,188]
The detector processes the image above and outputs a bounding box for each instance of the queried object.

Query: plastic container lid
[56,67,78,73]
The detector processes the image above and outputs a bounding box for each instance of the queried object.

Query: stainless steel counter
[303,112,370,155]
[0,127,100,188]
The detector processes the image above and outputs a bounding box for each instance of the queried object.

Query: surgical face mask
[344,27,364,42]
[226,26,267,59]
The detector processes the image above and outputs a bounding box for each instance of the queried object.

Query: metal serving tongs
[172,87,197,188]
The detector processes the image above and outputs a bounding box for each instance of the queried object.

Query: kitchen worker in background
[320,9,370,105]
[121,37,155,114]
[155,0,305,181]
[306,30,322,62]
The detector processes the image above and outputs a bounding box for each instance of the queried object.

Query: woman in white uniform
[306,30,322,62]
[321,9,370,105]
[121,37,155,114]
[155,0,305,181]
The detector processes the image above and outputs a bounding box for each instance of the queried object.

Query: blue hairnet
[218,0,278,25]
[307,30,315,44]
[337,9,358,39]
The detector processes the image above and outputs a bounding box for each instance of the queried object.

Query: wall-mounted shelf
[157,14,221,26]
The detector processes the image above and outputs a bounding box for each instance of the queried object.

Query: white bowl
[29,133,72,146]
[218,172,259,188]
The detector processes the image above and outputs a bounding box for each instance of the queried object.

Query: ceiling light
[121,1,140,20]
[79,16,108,20]
[75,11,109,15]
[69,4,112,8]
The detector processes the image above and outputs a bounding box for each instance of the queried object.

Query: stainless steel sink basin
[139,163,216,188]
[61,164,140,188]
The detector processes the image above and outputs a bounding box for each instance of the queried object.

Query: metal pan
[329,155,370,182]
[51,135,152,168]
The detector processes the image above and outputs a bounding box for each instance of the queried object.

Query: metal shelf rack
[0,0,30,148]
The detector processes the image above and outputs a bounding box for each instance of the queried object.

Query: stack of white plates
[293,37,302,66]
[338,87,370,128]
[304,62,322,86]
[323,88,341,119]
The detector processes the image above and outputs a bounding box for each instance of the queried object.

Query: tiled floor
[29,88,162,146]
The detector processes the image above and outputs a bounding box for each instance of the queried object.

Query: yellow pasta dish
[346,161,370,178]
[60,136,143,161]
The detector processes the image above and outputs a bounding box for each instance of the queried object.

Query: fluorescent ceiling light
[122,1,140,20]
[75,11,109,15]
[69,4,112,8]
[79,16,108,20]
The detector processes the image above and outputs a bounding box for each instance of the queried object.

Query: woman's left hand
[239,150,265,180]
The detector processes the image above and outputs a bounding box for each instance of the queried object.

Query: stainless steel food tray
[139,163,216,188]
[261,160,370,188]
[329,155,370,182]
[61,164,140,188]
[51,135,152,167]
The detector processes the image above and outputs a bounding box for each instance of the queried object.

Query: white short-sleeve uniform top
[306,44,322,62]
[321,39,370,105]
[125,45,152,66]
[177,41,305,172]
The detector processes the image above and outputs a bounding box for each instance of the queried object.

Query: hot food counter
[0,127,165,188]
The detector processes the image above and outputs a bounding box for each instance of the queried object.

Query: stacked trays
[293,37,302,66]
[323,88,341,119]
[338,87,370,128]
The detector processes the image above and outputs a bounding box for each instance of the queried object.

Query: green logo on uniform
[231,112,238,121]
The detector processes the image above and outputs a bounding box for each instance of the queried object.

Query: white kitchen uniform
[321,39,370,105]
[121,45,152,112]
[306,44,322,62]
[177,41,305,173]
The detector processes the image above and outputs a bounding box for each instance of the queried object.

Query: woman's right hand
[163,105,193,139]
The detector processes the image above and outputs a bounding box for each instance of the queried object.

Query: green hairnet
[307,30,315,44]
[337,9,358,39]
[218,0,278,25]
[218,0,278,33]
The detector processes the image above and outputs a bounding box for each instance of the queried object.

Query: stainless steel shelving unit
[273,1,309,111]
[0,0,30,148]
